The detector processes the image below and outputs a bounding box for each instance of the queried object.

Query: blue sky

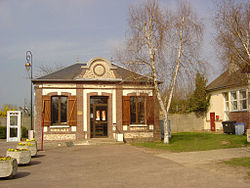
[0,0,219,107]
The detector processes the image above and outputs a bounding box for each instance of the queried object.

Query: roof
[206,69,248,92]
[33,59,152,83]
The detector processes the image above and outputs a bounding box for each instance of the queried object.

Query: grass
[223,157,250,168]
[223,157,250,177]
[132,132,249,152]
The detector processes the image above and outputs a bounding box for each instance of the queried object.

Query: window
[239,90,247,110]
[223,90,248,119]
[51,96,67,124]
[130,96,145,124]
[230,91,238,111]
[223,92,229,120]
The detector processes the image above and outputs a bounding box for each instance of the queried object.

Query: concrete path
[156,147,250,165]
[0,143,249,188]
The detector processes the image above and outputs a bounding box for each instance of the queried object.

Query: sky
[0,0,220,107]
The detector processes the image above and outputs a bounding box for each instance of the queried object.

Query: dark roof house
[33,57,160,144]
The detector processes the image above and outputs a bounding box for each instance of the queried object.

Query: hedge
[0,126,28,139]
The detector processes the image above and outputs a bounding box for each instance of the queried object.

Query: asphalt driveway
[0,143,249,188]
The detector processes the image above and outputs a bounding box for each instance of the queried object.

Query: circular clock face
[93,64,106,76]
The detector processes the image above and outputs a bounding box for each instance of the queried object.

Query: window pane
[240,91,246,99]
[225,102,229,111]
[241,100,247,110]
[61,97,67,122]
[232,101,237,111]
[138,97,145,123]
[224,112,229,120]
[90,96,108,104]
[130,97,136,123]
[10,128,17,137]
[224,93,229,101]
[231,92,237,100]
[52,97,59,123]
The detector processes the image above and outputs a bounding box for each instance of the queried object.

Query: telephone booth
[7,111,21,142]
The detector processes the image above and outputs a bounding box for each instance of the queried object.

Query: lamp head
[25,62,31,71]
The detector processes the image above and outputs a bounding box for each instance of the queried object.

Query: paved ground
[0,140,249,188]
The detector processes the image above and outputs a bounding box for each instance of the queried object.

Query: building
[32,57,160,143]
[205,65,249,131]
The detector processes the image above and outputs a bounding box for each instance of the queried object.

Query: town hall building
[32,57,160,143]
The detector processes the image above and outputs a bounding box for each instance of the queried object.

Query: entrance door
[210,112,215,131]
[90,96,108,138]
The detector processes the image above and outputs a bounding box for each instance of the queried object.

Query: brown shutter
[146,96,154,125]
[122,96,130,125]
[42,96,51,126]
[67,96,77,126]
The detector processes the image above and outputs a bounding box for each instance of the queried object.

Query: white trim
[129,124,147,127]
[49,125,70,128]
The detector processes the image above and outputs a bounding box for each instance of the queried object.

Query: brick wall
[229,111,249,129]
[76,84,85,140]
[34,86,42,144]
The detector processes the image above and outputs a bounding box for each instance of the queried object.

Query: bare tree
[214,0,250,70]
[116,0,203,143]
[34,63,64,78]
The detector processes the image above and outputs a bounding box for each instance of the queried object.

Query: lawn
[223,157,250,177]
[132,132,249,152]
[223,157,250,168]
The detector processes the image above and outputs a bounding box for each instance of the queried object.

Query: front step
[73,138,123,146]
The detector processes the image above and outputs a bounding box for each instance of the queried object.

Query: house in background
[205,64,249,131]
[32,57,160,143]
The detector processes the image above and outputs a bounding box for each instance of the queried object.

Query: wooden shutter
[42,96,51,126]
[122,96,130,125]
[67,96,77,126]
[146,96,154,125]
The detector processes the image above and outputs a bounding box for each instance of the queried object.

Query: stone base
[0,159,18,178]
[16,145,37,157]
[6,151,31,165]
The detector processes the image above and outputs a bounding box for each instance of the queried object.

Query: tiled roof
[37,63,85,80]
[206,69,248,92]
[33,63,151,83]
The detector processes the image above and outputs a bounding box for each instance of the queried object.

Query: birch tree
[117,0,203,143]
[214,0,250,70]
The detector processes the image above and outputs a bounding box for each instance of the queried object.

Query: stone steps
[73,138,123,146]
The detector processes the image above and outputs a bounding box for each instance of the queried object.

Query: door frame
[87,93,113,139]
[92,103,108,138]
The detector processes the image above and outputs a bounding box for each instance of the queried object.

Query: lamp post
[25,51,33,130]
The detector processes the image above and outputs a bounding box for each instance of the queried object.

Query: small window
[223,92,229,111]
[130,96,145,124]
[51,96,67,124]
[230,91,238,111]
[239,90,247,110]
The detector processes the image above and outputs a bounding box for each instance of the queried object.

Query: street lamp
[25,51,33,130]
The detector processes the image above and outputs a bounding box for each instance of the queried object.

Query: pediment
[75,57,120,80]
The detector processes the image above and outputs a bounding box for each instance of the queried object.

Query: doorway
[90,96,108,138]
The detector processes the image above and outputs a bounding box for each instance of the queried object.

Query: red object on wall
[216,115,219,121]
[210,112,215,131]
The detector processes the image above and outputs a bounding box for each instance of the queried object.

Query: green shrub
[0,126,6,139]
[21,127,28,139]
